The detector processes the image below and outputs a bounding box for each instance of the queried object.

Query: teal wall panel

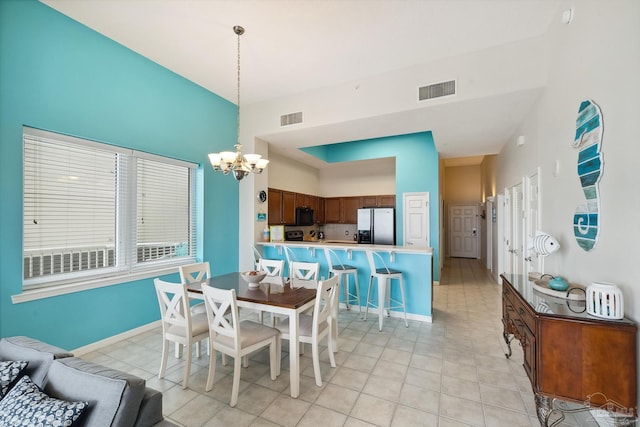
[302,132,440,279]
[0,0,238,348]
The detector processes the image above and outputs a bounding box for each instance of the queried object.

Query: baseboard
[338,303,433,323]
[72,320,161,356]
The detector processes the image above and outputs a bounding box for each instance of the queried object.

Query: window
[23,127,198,291]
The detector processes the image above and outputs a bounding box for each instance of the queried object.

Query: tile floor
[82,258,597,427]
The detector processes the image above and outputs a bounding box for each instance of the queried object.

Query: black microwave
[295,207,314,226]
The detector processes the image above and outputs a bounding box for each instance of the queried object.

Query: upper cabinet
[268,188,296,225]
[362,195,395,207]
[324,196,362,224]
[268,188,393,225]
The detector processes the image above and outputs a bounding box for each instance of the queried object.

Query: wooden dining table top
[186,272,317,309]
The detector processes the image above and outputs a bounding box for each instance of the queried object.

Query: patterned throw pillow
[0,360,28,398]
[0,376,88,426]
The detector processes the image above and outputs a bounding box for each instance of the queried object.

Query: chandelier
[208,25,268,181]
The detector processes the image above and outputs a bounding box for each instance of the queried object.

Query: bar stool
[364,250,408,331]
[324,248,361,313]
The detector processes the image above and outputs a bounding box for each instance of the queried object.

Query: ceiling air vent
[280,112,303,127]
[418,79,456,101]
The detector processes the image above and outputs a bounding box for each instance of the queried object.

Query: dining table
[186,272,318,398]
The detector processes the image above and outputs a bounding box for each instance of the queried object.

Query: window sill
[12,266,178,304]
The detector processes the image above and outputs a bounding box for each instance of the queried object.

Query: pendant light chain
[208,25,268,180]
[236,25,242,146]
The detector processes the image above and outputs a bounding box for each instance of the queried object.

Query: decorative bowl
[241,271,266,284]
[548,277,569,291]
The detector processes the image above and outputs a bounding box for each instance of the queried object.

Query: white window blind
[23,127,198,290]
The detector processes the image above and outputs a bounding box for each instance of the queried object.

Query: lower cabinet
[501,274,637,418]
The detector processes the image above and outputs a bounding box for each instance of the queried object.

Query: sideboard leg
[535,394,555,426]
[503,331,513,359]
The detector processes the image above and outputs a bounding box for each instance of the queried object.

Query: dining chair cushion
[274,314,329,337]
[166,313,209,338]
[213,320,280,349]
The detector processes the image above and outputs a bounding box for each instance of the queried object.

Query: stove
[285,230,304,241]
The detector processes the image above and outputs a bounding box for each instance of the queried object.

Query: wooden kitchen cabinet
[268,188,296,225]
[501,274,637,423]
[315,197,325,224]
[324,197,342,224]
[362,194,395,207]
[324,196,361,224]
[342,196,361,224]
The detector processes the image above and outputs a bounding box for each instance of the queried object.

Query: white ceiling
[41,0,562,167]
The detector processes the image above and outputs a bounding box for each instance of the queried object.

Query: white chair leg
[242,355,249,368]
[230,357,242,407]
[378,277,386,332]
[205,348,217,392]
[159,339,169,379]
[269,338,277,380]
[182,343,192,389]
[342,274,349,310]
[276,337,282,376]
[353,271,361,314]
[327,325,336,368]
[399,276,408,327]
[364,276,374,321]
[195,341,201,358]
[312,341,322,387]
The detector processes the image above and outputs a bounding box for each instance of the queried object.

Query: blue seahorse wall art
[572,99,604,252]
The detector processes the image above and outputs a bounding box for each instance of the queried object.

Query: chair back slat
[313,275,339,336]
[290,261,319,281]
[179,262,211,284]
[258,258,285,277]
[154,279,192,329]
[201,285,240,350]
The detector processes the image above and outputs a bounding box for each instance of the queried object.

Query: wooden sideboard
[500,274,637,425]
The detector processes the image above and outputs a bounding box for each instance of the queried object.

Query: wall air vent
[418,79,456,101]
[280,112,303,126]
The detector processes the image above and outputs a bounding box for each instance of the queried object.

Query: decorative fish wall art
[572,99,604,251]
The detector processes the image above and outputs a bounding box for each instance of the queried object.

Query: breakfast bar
[255,241,434,322]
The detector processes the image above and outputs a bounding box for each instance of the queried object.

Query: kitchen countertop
[256,240,432,254]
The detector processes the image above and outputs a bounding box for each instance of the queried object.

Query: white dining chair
[201,284,280,407]
[283,245,297,277]
[364,250,408,331]
[257,258,285,277]
[274,275,339,387]
[289,261,319,284]
[250,244,263,270]
[154,278,209,389]
[178,262,212,356]
[325,248,361,313]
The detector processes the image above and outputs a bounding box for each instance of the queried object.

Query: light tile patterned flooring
[82,258,594,427]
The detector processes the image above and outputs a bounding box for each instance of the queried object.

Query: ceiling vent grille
[418,79,456,101]
[280,112,303,126]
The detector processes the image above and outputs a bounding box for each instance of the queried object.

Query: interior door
[503,190,512,275]
[524,169,541,275]
[511,183,524,277]
[449,204,478,258]
[403,192,429,247]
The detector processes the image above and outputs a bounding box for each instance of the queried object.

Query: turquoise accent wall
[0,1,238,348]
[302,132,440,279]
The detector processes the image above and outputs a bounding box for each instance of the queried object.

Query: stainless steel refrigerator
[357,208,395,245]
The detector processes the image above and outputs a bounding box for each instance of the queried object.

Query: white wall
[496,0,640,406]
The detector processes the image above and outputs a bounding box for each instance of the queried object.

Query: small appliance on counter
[284,229,304,242]
[357,208,395,245]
